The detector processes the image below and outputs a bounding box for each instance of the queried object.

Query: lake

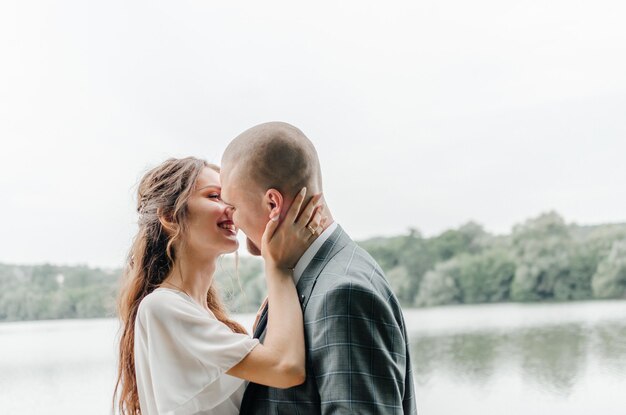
[1,300,625,414]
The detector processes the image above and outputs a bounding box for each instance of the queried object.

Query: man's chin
[246,237,262,256]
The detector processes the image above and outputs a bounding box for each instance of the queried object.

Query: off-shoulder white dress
[134,288,259,415]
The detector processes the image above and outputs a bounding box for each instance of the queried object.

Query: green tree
[554,243,597,301]
[31,263,59,291]
[592,239,626,299]
[430,222,486,262]
[415,259,462,307]
[386,266,413,304]
[509,212,590,301]
[360,229,433,306]
[456,249,516,304]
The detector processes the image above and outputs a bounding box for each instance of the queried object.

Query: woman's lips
[218,220,237,235]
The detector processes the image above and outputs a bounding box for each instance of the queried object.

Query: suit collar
[292,221,338,285]
[296,225,351,311]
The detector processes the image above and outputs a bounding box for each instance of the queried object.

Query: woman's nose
[223,203,235,218]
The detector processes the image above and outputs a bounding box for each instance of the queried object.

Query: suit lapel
[252,302,269,339]
[296,225,351,311]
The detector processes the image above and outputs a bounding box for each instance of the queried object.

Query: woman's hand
[261,187,326,270]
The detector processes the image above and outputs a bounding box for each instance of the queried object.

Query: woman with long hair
[114,157,324,414]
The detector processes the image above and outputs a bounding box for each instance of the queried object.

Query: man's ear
[264,189,284,220]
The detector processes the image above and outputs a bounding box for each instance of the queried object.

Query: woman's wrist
[265,263,294,280]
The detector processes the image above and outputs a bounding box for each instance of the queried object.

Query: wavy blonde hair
[113,157,246,414]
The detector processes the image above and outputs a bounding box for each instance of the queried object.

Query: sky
[1,0,625,268]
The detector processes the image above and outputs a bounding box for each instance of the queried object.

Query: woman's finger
[320,215,328,229]
[296,193,323,227]
[284,187,308,224]
[307,209,324,231]
[261,212,281,247]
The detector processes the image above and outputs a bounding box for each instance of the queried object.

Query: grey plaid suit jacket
[240,225,417,414]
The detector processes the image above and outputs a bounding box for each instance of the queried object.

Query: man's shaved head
[222,121,323,196]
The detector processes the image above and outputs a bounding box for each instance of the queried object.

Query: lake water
[1,300,625,414]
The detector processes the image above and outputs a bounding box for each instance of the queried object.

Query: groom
[220,122,417,414]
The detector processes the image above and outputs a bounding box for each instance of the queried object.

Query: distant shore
[2,212,625,323]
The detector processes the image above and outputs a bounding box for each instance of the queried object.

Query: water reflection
[517,324,587,396]
[411,320,626,397]
[414,332,500,386]
[594,322,626,376]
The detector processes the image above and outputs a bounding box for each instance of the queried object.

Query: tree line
[1,211,625,322]
[361,212,626,307]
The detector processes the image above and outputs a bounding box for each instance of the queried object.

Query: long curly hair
[113,157,246,415]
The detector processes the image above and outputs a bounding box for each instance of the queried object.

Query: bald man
[221,122,417,415]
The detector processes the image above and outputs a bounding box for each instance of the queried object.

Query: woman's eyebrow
[197,185,221,191]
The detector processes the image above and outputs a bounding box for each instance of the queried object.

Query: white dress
[134,288,259,415]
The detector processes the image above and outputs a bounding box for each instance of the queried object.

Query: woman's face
[182,167,239,257]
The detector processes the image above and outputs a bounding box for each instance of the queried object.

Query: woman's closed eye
[207,193,221,200]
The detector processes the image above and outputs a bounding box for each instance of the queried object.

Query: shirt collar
[293,222,338,285]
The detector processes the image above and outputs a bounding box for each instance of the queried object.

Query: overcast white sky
[1,0,625,268]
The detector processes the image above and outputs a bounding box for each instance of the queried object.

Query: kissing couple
[115,122,417,414]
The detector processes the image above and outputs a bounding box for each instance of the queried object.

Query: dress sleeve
[136,290,259,414]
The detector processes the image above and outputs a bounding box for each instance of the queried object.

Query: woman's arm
[226,266,305,388]
[227,188,324,388]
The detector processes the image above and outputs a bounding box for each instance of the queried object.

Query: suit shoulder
[328,241,383,270]
[319,243,392,294]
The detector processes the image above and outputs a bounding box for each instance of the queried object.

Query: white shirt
[134,288,259,415]
[293,222,338,285]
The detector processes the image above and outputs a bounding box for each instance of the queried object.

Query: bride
[114,157,324,414]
